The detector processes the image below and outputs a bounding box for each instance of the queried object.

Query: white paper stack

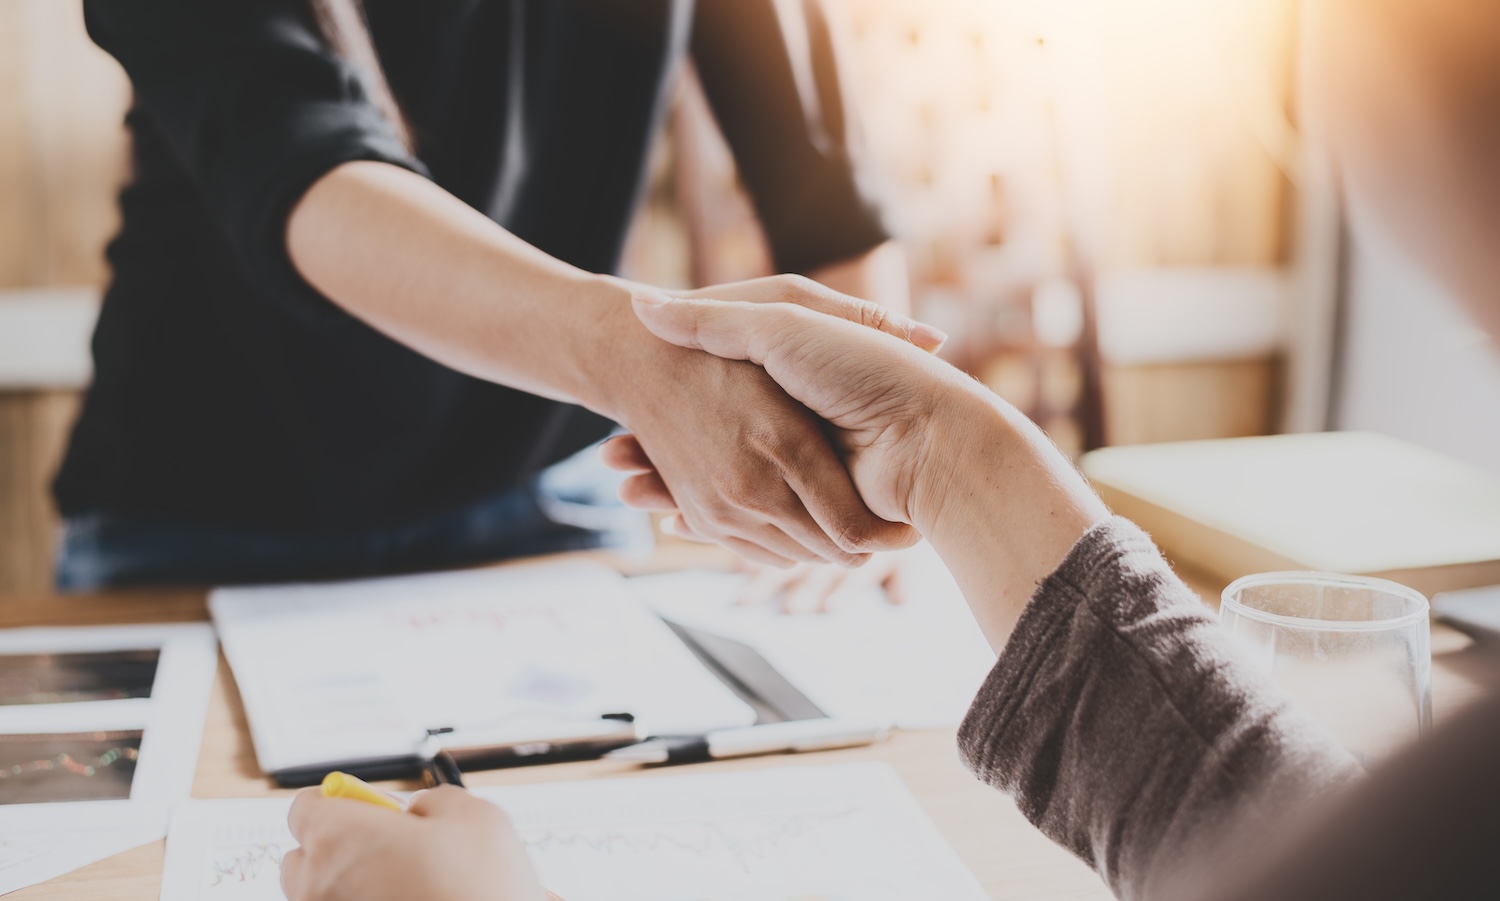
[210,562,756,777]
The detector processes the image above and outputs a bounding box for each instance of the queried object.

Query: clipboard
[210,563,759,786]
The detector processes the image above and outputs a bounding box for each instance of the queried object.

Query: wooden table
[4,561,1491,901]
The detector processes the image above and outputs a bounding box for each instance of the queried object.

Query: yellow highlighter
[319,770,567,901]
[320,771,405,812]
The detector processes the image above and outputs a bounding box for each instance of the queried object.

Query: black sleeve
[690,0,894,275]
[83,0,427,316]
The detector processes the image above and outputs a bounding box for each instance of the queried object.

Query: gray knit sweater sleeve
[957,517,1361,900]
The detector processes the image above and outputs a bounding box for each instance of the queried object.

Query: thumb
[677,278,947,352]
[790,293,947,353]
[631,295,798,367]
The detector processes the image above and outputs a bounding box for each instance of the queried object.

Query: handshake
[601,278,954,559]
[596,276,1108,628]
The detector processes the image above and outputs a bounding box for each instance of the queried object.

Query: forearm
[286,160,639,414]
[957,519,1361,899]
[911,389,1358,896]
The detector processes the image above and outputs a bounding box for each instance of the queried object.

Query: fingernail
[910,322,948,352]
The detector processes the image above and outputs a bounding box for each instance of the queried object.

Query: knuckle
[774,273,818,301]
[860,301,892,333]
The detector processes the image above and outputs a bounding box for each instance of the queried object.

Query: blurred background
[3,0,1498,593]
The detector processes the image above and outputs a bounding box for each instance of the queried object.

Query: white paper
[0,623,217,894]
[162,764,988,901]
[210,562,755,774]
[635,544,996,729]
[0,802,164,894]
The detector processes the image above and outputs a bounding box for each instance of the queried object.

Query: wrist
[564,274,667,419]
[906,381,1009,540]
[911,384,1107,559]
[911,387,1109,649]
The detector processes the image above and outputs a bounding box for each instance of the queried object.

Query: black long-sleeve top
[57,0,891,531]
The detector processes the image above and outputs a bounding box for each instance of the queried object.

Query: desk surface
[3,562,1491,901]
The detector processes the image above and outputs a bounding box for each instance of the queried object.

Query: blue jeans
[55,449,652,591]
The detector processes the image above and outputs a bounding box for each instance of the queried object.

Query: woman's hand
[281,786,544,901]
[626,294,1109,650]
[590,274,942,568]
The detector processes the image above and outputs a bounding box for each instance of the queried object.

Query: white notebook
[1083,431,1500,596]
[210,562,755,777]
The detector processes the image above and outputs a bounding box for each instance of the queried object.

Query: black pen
[606,718,889,766]
[420,745,466,788]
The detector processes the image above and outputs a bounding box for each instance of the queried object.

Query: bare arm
[286,161,929,566]
[286,161,632,410]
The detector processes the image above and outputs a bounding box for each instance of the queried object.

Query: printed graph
[0,649,159,706]
[0,730,142,804]
[197,823,296,900]
[207,843,285,886]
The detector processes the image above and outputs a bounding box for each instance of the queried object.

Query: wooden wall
[0,0,130,288]
[1105,358,1283,446]
[1091,0,1297,445]
[1,0,130,593]
[0,391,81,591]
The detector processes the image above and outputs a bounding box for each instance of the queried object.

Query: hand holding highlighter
[313,771,566,901]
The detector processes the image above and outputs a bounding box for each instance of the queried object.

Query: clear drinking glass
[1220,572,1432,764]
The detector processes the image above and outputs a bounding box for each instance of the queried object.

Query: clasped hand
[594,274,954,573]
[601,279,968,558]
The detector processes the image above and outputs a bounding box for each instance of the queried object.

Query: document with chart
[0,622,217,894]
[160,763,989,901]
